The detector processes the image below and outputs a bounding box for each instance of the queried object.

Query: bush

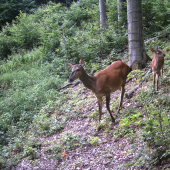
[11,12,41,50]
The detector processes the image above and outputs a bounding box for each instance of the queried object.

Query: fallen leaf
[61,151,67,158]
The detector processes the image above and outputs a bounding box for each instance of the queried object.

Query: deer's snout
[68,73,74,83]
[68,71,76,83]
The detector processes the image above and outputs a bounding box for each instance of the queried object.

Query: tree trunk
[117,0,126,24]
[99,0,108,29]
[127,0,148,69]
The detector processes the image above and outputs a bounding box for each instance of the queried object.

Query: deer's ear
[66,62,74,68]
[79,58,85,66]
[150,47,155,52]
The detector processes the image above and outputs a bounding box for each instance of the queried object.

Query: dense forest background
[0,0,170,169]
[0,0,78,30]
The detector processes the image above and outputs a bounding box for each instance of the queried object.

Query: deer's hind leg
[106,94,115,123]
[117,83,125,114]
[97,97,103,122]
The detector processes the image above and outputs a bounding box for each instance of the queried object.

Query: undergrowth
[114,51,170,169]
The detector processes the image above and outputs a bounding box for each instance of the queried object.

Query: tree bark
[117,0,126,24]
[99,0,108,29]
[127,0,148,69]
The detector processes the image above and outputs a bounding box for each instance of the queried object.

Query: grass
[0,49,64,147]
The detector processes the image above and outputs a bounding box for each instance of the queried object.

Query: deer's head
[150,45,166,57]
[66,58,85,83]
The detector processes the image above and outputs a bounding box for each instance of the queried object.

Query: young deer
[66,58,130,123]
[151,46,165,91]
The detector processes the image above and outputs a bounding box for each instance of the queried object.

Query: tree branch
[145,32,170,44]
[126,77,133,84]
[125,68,152,99]
[57,81,81,91]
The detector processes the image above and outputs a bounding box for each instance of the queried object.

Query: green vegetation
[87,136,99,146]
[0,0,170,169]
[0,0,36,30]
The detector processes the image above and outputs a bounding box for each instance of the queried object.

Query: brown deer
[66,58,130,123]
[151,46,165,91]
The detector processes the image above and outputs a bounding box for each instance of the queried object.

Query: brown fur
[66,59,130,123]
[151,47,165,91]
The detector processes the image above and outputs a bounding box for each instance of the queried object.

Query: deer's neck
[79,69,96,91]
[154,55,160,67]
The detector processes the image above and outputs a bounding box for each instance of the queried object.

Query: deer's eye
[77,69,79,71]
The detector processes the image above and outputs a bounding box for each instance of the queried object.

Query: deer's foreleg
[153,72,156,89]
[156,74,159,91]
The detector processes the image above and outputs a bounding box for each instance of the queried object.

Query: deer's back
[94,61,130,95]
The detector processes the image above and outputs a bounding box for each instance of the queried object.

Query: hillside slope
[12,49,170,169]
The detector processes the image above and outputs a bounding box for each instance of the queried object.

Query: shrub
[11,12,41,51]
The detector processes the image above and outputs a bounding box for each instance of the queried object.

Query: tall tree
[117,0,126,24]
[127,0,148,69]
[99,0,108,29]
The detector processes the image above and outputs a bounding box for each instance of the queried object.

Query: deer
[150,46,165,91]
[66,58,130,124]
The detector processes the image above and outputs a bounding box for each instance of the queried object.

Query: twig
[126,77,133,84]
[145,32,170,44]
[57,83,73,91]
[71,80,81,87]
[56,81,81,91]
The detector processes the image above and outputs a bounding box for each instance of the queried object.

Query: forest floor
[13,61,169,170]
